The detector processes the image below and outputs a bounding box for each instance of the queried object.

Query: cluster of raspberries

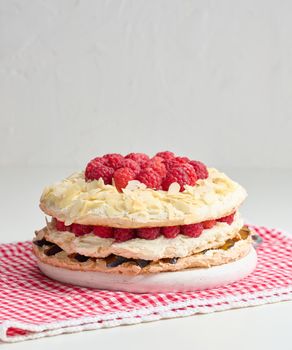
[55,212,235,242]
[85,151,208,192]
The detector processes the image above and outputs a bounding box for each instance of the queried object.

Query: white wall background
[1,0,292,169]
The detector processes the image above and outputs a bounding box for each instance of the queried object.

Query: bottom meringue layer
[33,226,252,275]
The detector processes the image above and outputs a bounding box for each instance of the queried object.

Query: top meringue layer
[40,168,247,228]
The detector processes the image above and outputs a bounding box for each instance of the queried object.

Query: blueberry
[33,239,54,247]
[106,256,129,268]
[169,257,178,264]
[135,259,150,268]
[44,245,63,256]
[74,254,89,262]
[252,234,263,249]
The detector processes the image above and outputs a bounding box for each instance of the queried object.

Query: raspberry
[189,160,208,180]
[113,167,136,192]
[137,227,160,240]
[179,163,197,186]
[151,156,164,163]
[161,167,189,191]
[217,212,235,225]
[114,228,135,242]
[84,157,106,179]
[136,168,162,189]
[93,226,114,239]
[121,159,141,175]
[87,156,105,166]
[71,224,92,236]
[202,220,216,229]
[55,219,70,232]
[174,156,190,163]
[181,223,204,238]
[161,226,180,238]
[85,163,114,184]
[164,160,176,171]
[164,157,189,170]
[103,153,124,169]
[155,151,175,160]
[125,153,150,166]
[146,157,167,177]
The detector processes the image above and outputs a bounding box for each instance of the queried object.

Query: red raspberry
[161,167,189,191]
[161,226,180,238]
[137,227,160,240]
[181,223,204,238]
[125,153,150,166]
[151,156,164,163]
[174,156,190,163]
[102,153,124,169]
[164,160,176,171]
[93,226,114,239]
[113,167,136,192]
[202,220,217,229]
[85,163,114,184]
[114,228,135,242]
[55,219,70,232]
[179,163,197,186]
[189,160,208,180]
[217,212,235,225]
[85,157,105,178]
[155,151,175,160]
[146,157,167,177]
[136,168,162,189]
[87,157,105,166]
[71,224,92,236]
[121,159,141,175]
[164,157,189,171]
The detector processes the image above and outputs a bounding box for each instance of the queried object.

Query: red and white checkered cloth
[1,224,292,342]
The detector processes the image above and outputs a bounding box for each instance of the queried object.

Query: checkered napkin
[1,225,292,343]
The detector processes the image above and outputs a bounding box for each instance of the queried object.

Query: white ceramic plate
[37,248,257,293]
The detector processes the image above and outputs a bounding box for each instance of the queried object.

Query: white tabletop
[1,166,292,349]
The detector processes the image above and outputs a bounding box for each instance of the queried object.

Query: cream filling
[40,168,247,225]
[38,212,244,260]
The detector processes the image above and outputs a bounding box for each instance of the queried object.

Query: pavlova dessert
[33,151,254,283]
